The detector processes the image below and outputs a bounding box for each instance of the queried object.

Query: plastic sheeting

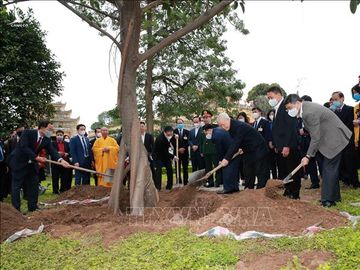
[39,196,110,207]
[196,226,285,241]
[5,224,44,243]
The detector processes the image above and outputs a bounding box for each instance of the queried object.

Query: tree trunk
[108,0,158,215]
[144,9,154,133]
[144,58,154,133]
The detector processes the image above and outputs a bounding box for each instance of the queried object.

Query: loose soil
[0,179,348,246]
[236,250,334,270]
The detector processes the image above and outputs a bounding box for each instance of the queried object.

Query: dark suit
[173,128,190,185]
[89,137,98,186]
[142,132,156,182]
[8,129,61,211]
[297,118,320,186]
[272,99,302,198]
[253,118,271,143]
[0,141,7,201]
[70,135,92,185]
[225,119,269,189]
[153,133,175,190]
[51,140,72,193]
[334,104,360,187]
[212,128,240,192]
[189,126,204,171]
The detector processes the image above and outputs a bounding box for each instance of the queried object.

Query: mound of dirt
[264,179,286,199]
[54,185,111,202]
[0,202,40,242]
[1,180,349,246]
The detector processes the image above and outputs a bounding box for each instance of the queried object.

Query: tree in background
[350,0,360,13]
[91,106,121,130]
[136,2,248,131]
[0,6,64,138]
[247,83,286,113]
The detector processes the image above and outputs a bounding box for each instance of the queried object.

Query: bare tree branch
[1,0,28,7]
[66,0,119,21]
[141,0,162,13]
[57,0,121,49]
[137,0,233,66]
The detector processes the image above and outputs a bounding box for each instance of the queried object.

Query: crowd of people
[0,77,359,212]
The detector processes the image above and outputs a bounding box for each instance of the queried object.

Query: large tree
[136,2,248,131]
[0,6,64,138]
[4,0,244,215]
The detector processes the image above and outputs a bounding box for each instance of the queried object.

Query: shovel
[189,149,243,186]
[43,159,114,181]
[282,163,303,184]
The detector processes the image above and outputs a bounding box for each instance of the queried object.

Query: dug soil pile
[0,181,348,245]
[0,202,40,242]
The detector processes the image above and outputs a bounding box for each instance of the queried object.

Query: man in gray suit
[284,94,352,207]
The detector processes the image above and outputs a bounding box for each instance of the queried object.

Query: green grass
[1,178,360,269]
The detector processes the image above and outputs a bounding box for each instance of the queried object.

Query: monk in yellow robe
[92,127,119,187]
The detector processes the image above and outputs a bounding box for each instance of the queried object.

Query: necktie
[35,137,43,149]
[0,145,4,162]
[254,121,257,129]
[82,137,89,157]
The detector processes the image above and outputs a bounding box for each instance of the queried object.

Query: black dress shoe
[284,194,300,200]
[216,189,239,195]
[305,184,320,189]
[321,201,336,208]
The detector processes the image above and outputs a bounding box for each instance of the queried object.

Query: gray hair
[217,112,230,122]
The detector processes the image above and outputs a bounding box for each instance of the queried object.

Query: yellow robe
[354,103,359,147]
[92,137,119,187]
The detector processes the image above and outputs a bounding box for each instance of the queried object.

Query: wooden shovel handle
[44,159,110,177]
[290,163,303,176]
[204,149,243,179]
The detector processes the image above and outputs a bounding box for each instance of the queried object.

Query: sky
[15,1,360,129]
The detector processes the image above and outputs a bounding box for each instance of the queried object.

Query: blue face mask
[177,123,184,130]
[353,93,360,102]
[332,101,342,108]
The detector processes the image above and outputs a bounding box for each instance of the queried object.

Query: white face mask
[238,118,245,122]
[96,132,102,138]
[79,130,86,136]
[194,123,200,128]
[252,112,260,119]
[64,138,70,143]
[288,107,299,118]
[45,130,52,138]
[269,115,274,121]
[269,98,279,107]
[205,134,212,140]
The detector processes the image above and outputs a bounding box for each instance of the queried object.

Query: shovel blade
[282,178,294,185]
[104,169,115,183]
[188,169,206,185]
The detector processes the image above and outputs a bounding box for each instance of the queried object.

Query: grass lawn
[1,176,360,269]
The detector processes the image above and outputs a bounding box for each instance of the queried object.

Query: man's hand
[269,141,274,149]
[74,162,80,167]
[301,157,309,166]
[173,156,179,162]
[299,128,305,136]
[35,156,47,163]
[353,120,360,127]
[200,153,204,157]
[102,147,110,153]
[220,159,229,167]
[60,159,70,168]
[174,134,179,139]
[192,145,198,152]
[282,147,290,158]
[179,148,185,154]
